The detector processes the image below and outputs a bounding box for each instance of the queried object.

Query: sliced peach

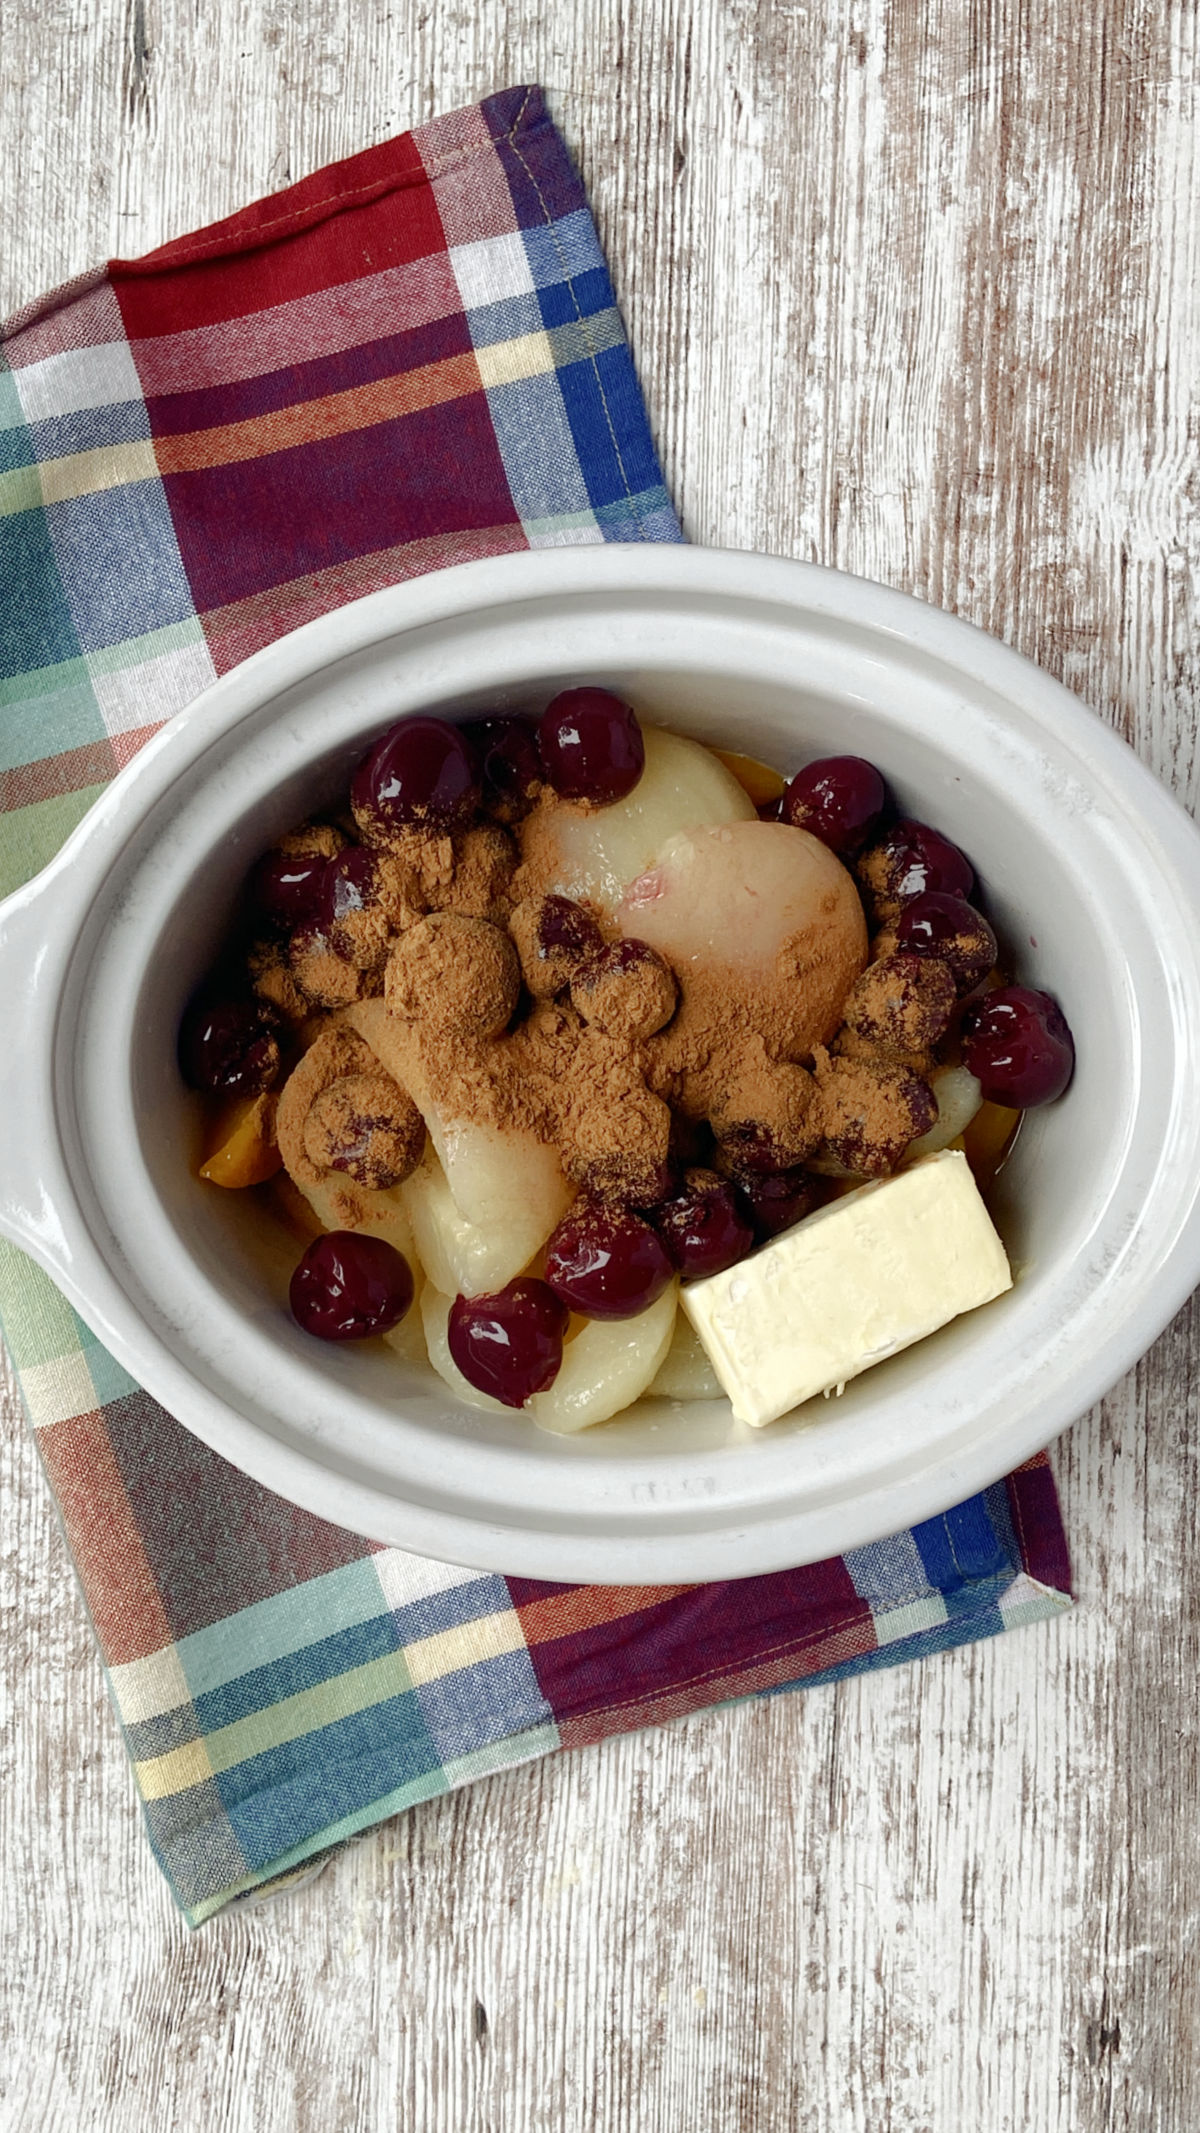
[199,1092,282,1188]
[713,748,787,807]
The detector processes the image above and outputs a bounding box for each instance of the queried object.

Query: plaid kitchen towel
[0,86,1072,1925]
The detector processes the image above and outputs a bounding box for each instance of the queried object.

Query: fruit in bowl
[10,545,1200,1577]
[181,691,1074,1433]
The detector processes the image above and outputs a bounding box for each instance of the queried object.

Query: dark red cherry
[667,1113,717,1175]
[323,846,379,921]
[963,986,1075,1107]
[714,1124,803,1177]
[782,755,886,854]
[538,893,604,963]
[569,938,677,1040]
[544,1203,674,1320]
[289,1231,414,1342]
[179,996,280,1094]
[447,1278,568,1407]
[250,849,332,932]
[537,688,645,804]
[352,716,479,832]
[652,1172,754,1280]
[736,1169,818,1241]
[464,716,541,820]
[895,892,997,995]
[874,819,975,903]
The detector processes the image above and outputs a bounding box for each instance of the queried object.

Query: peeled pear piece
[528,1281,679,1435]
[617,818,867,1055]
[420,1286,511,1414]
[381,1274,429,1370]
[401,1146,563,1299]
[618,817,866,977]
[432,1116,572,1241]
[647,1308,724,1401]
[904,1064,983,1160]
[293,1172,418,1264]
[345,998,572,1244]
[519,725,754,919]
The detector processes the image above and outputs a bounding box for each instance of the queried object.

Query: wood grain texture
[2,3,1199,2128]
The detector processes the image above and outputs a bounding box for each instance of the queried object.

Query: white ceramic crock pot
[2,546,1200,1583]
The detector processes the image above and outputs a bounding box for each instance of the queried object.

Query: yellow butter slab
[681,1150,1012,1428]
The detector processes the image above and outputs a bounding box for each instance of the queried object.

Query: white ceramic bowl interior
[3,547,1200,1582]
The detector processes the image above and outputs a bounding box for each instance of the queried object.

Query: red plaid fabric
[0,87,1071,1924]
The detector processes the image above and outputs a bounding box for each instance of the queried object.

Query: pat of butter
[681,1150,1012,1428]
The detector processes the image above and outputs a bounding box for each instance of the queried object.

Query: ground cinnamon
[268,768,973,1214]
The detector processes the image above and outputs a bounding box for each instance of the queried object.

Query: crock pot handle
[0,870,73,1277]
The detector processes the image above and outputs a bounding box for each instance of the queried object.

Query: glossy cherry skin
[447,1278,568,1407]
[352,716,480,831]
[963,986,1075,1107]
[323,846,379,922]
[781,755,887,855]
[653,1174,754,1279]
[465,716,542,820]
[872,819,975,903]
[289,1231,415,1342]
[250,848,332,933]
[736,1168,818,1241]
[537,688,645,804]
[179,996,280,1094]
[895,891,997,995]
[544,1203,675,1320]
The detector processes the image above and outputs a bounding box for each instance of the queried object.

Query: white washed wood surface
[2,4,1199,2128]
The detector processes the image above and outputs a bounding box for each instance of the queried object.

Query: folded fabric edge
[112,85,548,277]
[0,69,1075,1929]
[1,83,550,343]
[1005,1455,1072,1593]
[4,1263,1071,1930]
[0,262,112,346]
[178,1565,1071,1927]
[184,1719,560,1926]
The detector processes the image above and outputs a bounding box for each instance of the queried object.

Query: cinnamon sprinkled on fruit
[199,710,1042,1290]
[386,911,520,1041]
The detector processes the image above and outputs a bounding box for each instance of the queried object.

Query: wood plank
[2,2,1199,2127]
